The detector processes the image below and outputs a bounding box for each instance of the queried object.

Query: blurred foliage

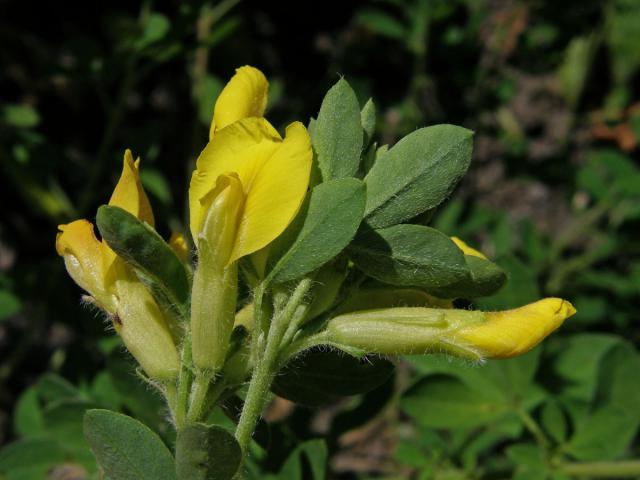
[1,0,639,478]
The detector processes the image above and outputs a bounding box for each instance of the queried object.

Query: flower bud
[191,174,244,372]
[325,298,575,361]
[111,262,180,379]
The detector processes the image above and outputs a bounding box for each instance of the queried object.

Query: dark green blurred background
[1,1,639,478]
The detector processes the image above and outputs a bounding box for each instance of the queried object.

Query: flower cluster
[56,66,575,458]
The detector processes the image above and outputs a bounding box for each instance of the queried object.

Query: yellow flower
[189,66,312,372]
[190,112,312,265]
[209,65,268,140]
[325,298,575,360]
[455,298,576,358]
[56,150,179,380]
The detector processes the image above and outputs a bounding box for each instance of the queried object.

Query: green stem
[276,331,331,368]
[164,381,178,418]
[280,304,310,348]
[248,283,267,367]
[235,278,313,452]
[200,379,229,421]
[517,408,549,449]
[557,460,640,478]
[187,372,212,423]
[175,339,192,430]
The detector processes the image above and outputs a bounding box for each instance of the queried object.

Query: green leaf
[2,104,40,128]
[13,387,44,438]
[140,168,173,205]
[313,78,363,181]
[541,400,568,444]
[408,348,544,411]
[268,178,366,284]
[277,440,328,480]
[91,371,122,411]
[595,342,640,418]
[106,352,168,432]
[194,74,224,126]
[550,334,620,402]
[356,9,407,39]
[137,13,170,49]
[429,255,507,298]
[36,373,84,403]
[96,205,190,320]
[568,405,638,460]
[0,438,67,473]
[348,224,470,290]
[4,465,51,480]
[175,424,241,480]
[271,349,394,407]
[44,401,98,468]
[83,409,176,480]
[475,255,540,310]
[364,124,473,228]
[0,290,21,321]
[401,375,511,429]
[506,443,549,479]
[361,98,376,146]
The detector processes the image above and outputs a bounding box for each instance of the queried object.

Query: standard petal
[189,117,281,240]
[451,236,488,260]
[108,150,155,227]
[456,298,576,358]
[56,219,113,309]
[210,66,269,139]
[230,121,312,262]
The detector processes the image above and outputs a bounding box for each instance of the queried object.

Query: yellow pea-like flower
[56,150,180,380]
[455,298,576,359]
[189,66,311,372]
[209,65,269,140]
[189,117,312,263]
[325,298,575,361]
[56,219,116,312]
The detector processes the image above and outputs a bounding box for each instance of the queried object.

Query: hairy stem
[174,338,192,430]
[187,372,212,423]
[235,278,313,452]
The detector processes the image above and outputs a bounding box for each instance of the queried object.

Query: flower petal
[108,149,155,227]
[189,117,281,240]
[451,236,487,260]
[456,298,576,358]
[230,121,312,262]
[210,66,269,139]
[56,219,113,310]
